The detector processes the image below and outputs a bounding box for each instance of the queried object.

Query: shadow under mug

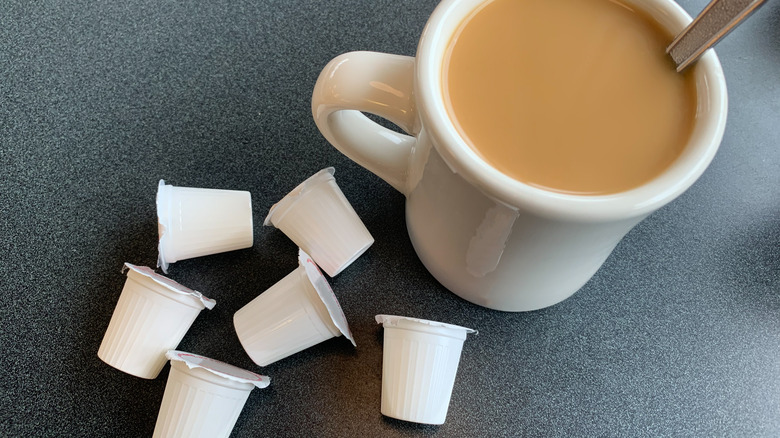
[311,0,728,311]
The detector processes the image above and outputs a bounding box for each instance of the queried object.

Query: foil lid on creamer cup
[299,248,356,346]
[156,179,172,273]
[166,350,270,389]
[375,315,477,335]
[122,263,216,310]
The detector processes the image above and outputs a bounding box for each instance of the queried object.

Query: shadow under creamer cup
[312,0,728,311]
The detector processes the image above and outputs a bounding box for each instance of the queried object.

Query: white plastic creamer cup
[98,263,216,379]
[376,314,476,425]
[157,180,253,273]
[234,248,356,366]
[264,167,373,277]
[152,350,270,438]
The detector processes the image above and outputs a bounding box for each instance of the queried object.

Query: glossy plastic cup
[98,264,215,379]
[376,315,476,425]
[157,180,253,273]
[264,167,373,277]
[234,249,355,366]
[153,351,270,438]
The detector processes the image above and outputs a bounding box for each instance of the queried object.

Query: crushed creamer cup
[122,263,216,310]
[166,350,270,389]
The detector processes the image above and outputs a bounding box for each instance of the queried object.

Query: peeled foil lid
[263,167,335,227]
[375,314,477,335]
[299,248,356,347]
[123,263,216,310]
[166,350,270,389]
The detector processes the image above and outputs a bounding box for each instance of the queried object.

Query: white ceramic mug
[312,0,727,311]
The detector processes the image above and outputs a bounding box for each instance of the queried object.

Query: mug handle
[311,51,418,195]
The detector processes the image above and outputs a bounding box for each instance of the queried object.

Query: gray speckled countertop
[1,0,778,436]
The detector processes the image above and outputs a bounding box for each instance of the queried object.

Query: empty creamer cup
[152,350,270,438]
[157,179,253,273]
[376,315,476,425]
[264,167,373,277]
[98,263,215,379]
[234,248,356,366]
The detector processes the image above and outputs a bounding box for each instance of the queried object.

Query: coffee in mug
[443,0,698,195]
[312,0,727,311]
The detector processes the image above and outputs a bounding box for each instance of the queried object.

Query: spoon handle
[667,0,766,72]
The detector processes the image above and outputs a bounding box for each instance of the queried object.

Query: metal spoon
[667,0,767,72]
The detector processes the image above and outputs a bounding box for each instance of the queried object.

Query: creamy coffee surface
[443,0,697,195]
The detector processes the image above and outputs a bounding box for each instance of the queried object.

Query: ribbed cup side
[152,365,252,438]
[234,267,336,366]
[165,188,253,262]
[380,328,465,424]
[98,277,202,379]
[275,180,372,276]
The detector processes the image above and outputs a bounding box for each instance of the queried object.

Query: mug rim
[415,0,728,221]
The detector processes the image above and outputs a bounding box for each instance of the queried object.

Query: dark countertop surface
[2,0,778,436]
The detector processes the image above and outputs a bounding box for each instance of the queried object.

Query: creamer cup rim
[375,314,477,335]
[263,167,336,227]
[166,350,270,389]
[123,262,216,310]
[299,248,356,346]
